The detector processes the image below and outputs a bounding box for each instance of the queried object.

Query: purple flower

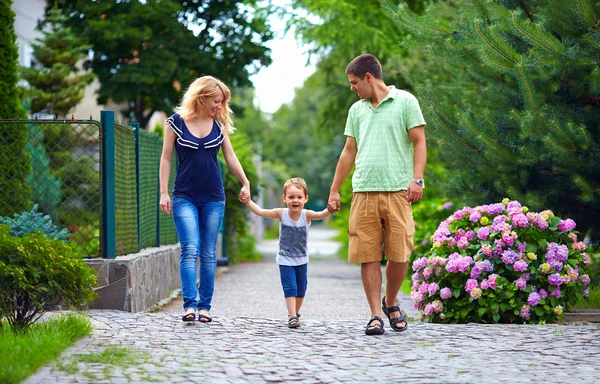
[480,280,489,290]
[470,266,482,279]
[487,274,499,289]
[423,267,433,279]
[443,202,453,210]
[440,287,452,299]
[548,274,564,286]
[477,227,490,240]
[513,260,528,272]
[469,210,482,222]
[528,292,541,306]
[465,279,478,293]
[579,274,591,286]
[557,219,576,232]
[412,257,428,271]
[539,289,548,299]
[550,287,561,299]
[424,303,434,316]
[536,217,549,230]
[501,250,519,265]
[512,213,529,227]
[519,305,530,319]
[428,282,440,296]
[515,278,527,291]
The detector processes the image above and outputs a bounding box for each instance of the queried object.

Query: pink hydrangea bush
[411,199,591,324]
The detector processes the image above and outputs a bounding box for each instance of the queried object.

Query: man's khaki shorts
[347,191,414,263]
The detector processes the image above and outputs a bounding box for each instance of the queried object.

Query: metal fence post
[156,135,161,247]
[101,111,116,259]
[132,122,141,252]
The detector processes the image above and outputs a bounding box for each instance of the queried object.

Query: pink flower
[513,260,528,272]
[480,280,489,290]
[465,279,478,293]
[519,305,531,319]
[428,282,440,296]
[440,287,452,299]
[557,219,576,232]
[470,287,482,299]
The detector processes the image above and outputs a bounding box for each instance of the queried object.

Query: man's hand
[407,182,423,203]
[328,191,341,212]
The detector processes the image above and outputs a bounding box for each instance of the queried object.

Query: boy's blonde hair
[176,76,235,134]
[283,177,308,196]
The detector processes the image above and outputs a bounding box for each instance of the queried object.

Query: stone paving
[25,227,600,384]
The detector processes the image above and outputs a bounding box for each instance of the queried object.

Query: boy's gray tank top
[276,208,310,266]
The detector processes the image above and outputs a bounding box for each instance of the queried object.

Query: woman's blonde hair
[176,76,235,134]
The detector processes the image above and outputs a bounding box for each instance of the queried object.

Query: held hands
[328,191,341,213]
[159,194,171,215]
[238,185,251,204]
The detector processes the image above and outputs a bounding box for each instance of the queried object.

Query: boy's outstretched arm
[306,204,334,221]
[244,199,282,220]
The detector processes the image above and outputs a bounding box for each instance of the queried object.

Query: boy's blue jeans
[172,196,225,312]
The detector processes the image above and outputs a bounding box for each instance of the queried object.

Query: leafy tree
[48,0,273,128]
[0,0,30,216]
[20,8,94,117]
[382,0,600,240]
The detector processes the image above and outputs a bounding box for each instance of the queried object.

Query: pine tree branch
[517,1,534,22]
[475,20,517,67]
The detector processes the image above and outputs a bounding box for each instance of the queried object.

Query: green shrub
[0,204,70,240]
[0,225,97,330]
[412,199,591,324]
[411,198,455,272]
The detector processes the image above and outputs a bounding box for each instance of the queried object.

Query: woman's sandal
[182,308,196,322]
[365,316,385,335]
[197,311,212,323]
[288,316,300,328]
[382,296,408,332]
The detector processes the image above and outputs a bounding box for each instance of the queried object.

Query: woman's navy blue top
[166,113,225,203]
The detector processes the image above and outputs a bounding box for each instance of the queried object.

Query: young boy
[242,177,333,328]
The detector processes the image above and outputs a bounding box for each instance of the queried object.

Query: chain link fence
[0,117,178,258]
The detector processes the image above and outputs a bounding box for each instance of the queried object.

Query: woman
[159,76,250,323]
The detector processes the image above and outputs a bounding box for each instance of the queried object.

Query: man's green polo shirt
[344,86,426,192]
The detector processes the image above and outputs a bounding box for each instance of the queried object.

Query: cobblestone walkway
[25,227,600,384]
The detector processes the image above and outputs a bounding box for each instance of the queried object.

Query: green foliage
[0,225,97,330]
[0,313,91,384]
[412,199,591,324]
[411,198,456,269]
[153,123,164,138]
[49,0,273,128]
[20,8,94,117]
[0,0,26,119]
[219,131,260,263]
[382,0,600,241]
[0,0,30,217]
[27,124,61,222]
[0,204,70,240]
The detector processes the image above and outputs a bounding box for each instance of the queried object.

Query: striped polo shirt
[344,86,426,192]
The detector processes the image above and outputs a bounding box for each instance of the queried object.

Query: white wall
[13,0,45,68]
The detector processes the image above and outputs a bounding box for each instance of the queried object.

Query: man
[328,54,427,335]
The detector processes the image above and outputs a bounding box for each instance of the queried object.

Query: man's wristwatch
[412,178,425,188]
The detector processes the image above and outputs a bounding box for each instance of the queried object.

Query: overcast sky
[249,1,316,114]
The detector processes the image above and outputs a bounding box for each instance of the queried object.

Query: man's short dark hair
[345,54,382,79]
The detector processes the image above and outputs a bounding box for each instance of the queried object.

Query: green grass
[0,313,91,384]
[572,287,600,309]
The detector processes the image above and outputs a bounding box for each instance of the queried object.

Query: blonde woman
[160,76,250,323]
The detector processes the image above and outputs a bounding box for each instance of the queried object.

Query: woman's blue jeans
[172,196,225,312]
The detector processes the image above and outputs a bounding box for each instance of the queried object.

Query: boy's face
[348,73,373,100]
[283,185,308,213]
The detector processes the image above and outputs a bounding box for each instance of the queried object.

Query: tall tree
[48,0,273,128]
[0,0,30,216]
[21,8,94,117]
[381,0,600,239]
